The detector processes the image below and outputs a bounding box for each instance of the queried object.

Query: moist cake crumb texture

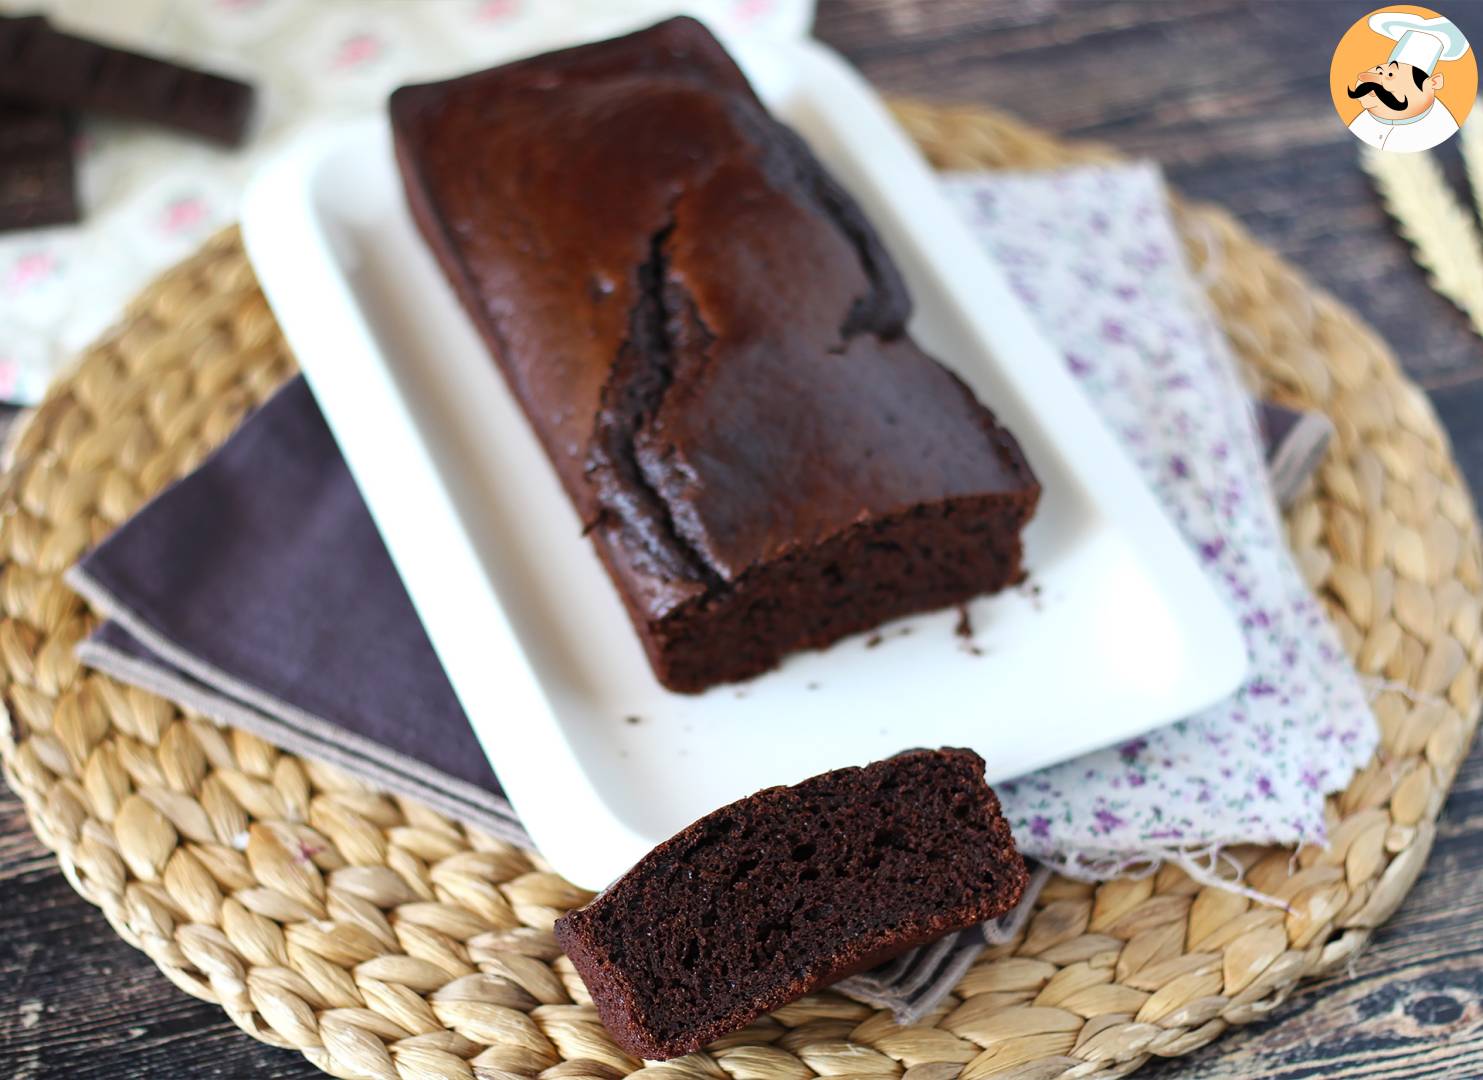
[554,748,1028,1060]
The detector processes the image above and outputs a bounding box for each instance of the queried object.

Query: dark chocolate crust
[553,748,1028,1061]
[391,17,1040,692]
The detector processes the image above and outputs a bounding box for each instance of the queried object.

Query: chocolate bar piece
[0,98,77,231]
[0,14,254,146]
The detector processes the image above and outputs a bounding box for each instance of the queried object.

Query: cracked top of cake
[390,17,1036,613]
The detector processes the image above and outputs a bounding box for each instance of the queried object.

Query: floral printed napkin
[0,0,814,403]
[942,165,1377,887]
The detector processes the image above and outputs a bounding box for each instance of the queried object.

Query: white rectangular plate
[242,28,1246,890]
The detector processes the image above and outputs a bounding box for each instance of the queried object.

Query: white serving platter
[241,26,1246,890]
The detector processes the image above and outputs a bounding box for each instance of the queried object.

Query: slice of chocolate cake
[553,748,1027,1061]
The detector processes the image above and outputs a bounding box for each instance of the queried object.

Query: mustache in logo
[1348,79,1409,111]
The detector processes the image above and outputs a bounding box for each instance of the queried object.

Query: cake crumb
[955,605,985,655]
[865,633,884,648]
[624,715,642,726]
[897,625,914,637]
[954,605,974,639]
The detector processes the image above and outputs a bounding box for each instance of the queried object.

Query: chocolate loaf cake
[391,18,1040,693]
[554,748,1027,1060]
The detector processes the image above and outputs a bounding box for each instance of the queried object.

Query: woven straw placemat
[2,103,1480,1080]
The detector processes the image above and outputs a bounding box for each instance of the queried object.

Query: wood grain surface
[3,1,1482,1077]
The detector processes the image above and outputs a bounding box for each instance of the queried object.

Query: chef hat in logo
[1369,11,1470,75]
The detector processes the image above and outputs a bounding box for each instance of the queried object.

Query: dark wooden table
[4,1,1482,1076]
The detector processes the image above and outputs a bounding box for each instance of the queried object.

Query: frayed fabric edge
[1026,841,1312,909]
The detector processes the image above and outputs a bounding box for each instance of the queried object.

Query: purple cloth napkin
[66,376,524,843]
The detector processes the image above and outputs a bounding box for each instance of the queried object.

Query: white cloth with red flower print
[0,0,814,403]
[942,166,1377,889]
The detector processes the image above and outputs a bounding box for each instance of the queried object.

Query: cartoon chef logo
[1330,7,1475,152]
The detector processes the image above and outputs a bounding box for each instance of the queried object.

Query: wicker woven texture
[2,104,1480,1080]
